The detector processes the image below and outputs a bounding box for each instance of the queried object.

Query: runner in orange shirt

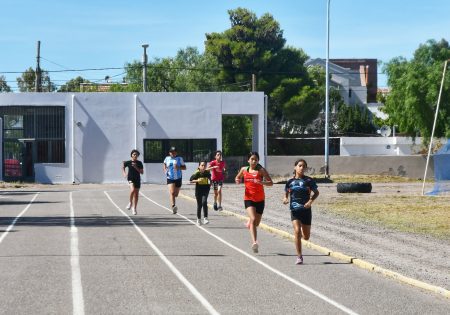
[235,152,273,253]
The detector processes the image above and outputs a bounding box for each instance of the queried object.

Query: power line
[40,56,72,70]
[0,65,389,76]
[0,67,124,74]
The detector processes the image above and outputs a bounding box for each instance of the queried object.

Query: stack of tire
[337,182,372,193]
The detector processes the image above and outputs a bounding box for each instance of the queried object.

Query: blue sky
[1,0,449,91]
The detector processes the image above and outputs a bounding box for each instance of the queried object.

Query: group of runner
[122,148,319,265]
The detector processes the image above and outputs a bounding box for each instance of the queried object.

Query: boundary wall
[267,155,433,179]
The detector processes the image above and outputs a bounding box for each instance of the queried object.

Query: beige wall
[267,155,433,179]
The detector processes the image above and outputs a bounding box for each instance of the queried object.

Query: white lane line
[104,191,219,315]
[70,192,85,315]
[140,192,359,315]
[0,193,39,245]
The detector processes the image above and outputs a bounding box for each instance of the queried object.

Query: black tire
[337,182,372,193]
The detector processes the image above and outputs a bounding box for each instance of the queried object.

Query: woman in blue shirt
[283,159,319,265]
[163,147,186,214]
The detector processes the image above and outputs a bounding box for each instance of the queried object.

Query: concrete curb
[179,192,449,299]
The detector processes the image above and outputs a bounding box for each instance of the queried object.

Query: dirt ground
[214,182,450,291]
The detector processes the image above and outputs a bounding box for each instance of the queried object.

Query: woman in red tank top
[235,152,273,253]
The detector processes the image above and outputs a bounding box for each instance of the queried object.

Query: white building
[305,58,368,106]
[0,92,266,184]
[340,137,423,156]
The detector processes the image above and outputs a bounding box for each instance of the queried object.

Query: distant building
[79,83,128,92]
[377,87,391,98]
[366,87,392,120]
[330,59,378,103]
[305,58,378,106]
[366,103,388,120]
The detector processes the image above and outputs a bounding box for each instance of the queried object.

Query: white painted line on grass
[104,191,219,315]
[140,192,359,315]
[0,193,39,245]
[70,192,85,315]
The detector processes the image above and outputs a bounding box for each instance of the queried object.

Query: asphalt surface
[0,184,449,314]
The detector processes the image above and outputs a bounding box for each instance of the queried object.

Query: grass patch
[316,194,450,239]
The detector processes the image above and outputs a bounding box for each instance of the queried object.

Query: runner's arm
[259,168,273,186]
[235,167,244,184]
[122,161,127,178]
[305,189,319,208]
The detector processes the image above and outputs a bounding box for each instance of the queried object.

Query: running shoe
[172,205,178,214]
[132,207,137,215]
[203,217,209,224]
[213,203,218,211]
[196,219,202,226]
[217,206,223,211]
[126,202,131,210]
[295,255,303,265]
[251,242,259,253]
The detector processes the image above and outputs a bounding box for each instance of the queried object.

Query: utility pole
[324,0,331,178]
[142,44,149,92]
[35,40,42,92]
[252,74,256,91]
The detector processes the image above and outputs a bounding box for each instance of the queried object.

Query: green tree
[222,116,252,155]
[383,39,450,139]
[0,75,12,92]
[58,76,92,92]
[121,47,220,92]
[171,47,220,91]
[16,67,56,92]
[271,80,322,134]
[205,8,316,136]
[336,103,376,135]
[205,8,286,90]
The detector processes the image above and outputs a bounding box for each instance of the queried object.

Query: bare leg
[246,207,260,244]
[301,224,311,241]
[292,221,311,256]
[168,184,176,206]
[217,186,222,206]
[292,220,302,256]
[173,186,180,202]
[214,189,218,204]
[133,189,139,209]
[128,183,134,204]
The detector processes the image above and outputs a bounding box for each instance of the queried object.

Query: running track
[0,184,448,314]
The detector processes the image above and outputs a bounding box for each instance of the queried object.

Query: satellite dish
[379,125,391,137]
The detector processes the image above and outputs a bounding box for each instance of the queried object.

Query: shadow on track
[0,216,192,228]
[0,201,61,206]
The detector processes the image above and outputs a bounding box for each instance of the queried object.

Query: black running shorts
[167,178,182,188]
[212,180,223,191]
[291,208,312,225]
[244,200,265,214]
[128,179,141,189]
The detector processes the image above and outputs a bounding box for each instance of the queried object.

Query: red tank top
[243,168,265,202]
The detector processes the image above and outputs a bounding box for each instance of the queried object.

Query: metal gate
[1,106,65,182]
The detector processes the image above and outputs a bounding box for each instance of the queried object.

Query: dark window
[144,140,163,162]
[0,106,65,163]
[36,140,65,163]
[144,139,217,163]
